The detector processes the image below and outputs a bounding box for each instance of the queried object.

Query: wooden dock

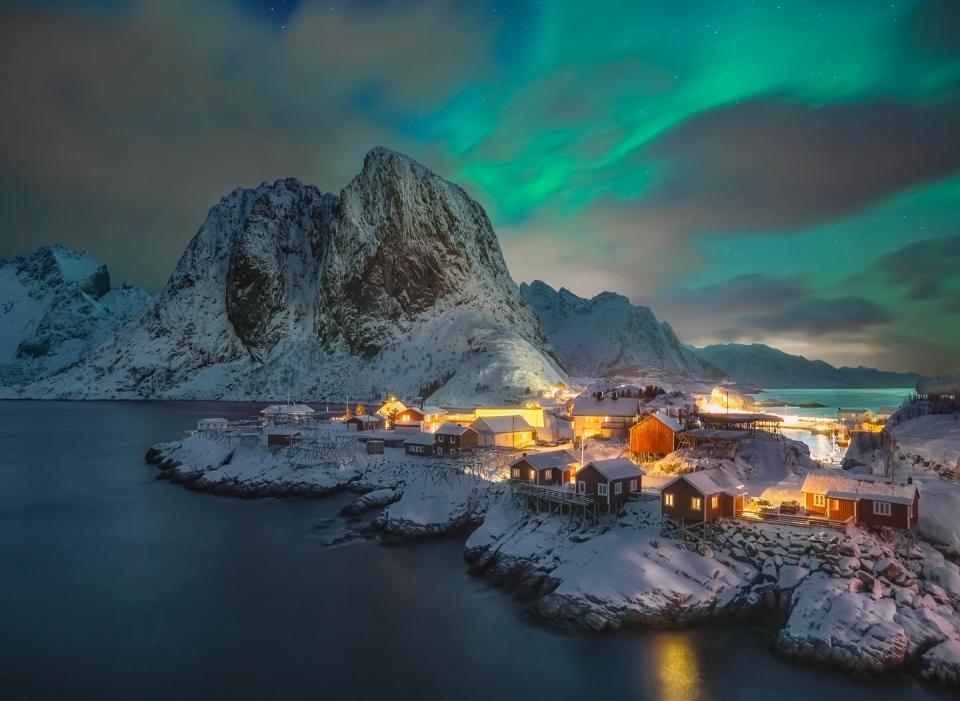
[736,510,851,532]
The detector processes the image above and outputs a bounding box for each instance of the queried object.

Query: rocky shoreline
[145,434,960,687]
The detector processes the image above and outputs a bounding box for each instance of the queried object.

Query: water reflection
[652,633,702,701]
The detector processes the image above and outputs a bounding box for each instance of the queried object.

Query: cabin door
[828,499,840,519]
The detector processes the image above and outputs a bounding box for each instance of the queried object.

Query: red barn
[629,412,683,457]
[575,458,644,510]
[509,450,578,485]
[800,474,919,529]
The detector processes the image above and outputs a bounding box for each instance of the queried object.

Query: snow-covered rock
[521,280,721,383]
[0,245,149,387]
[11,148,568,404]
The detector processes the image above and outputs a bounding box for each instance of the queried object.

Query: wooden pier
[511,481,599,523]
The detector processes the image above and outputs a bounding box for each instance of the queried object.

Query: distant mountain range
[520,280,721,382]
[0,149,924,401]
[695,343,923,389]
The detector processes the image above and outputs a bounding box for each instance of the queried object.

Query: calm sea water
[0,401,951,701]
[751,388,914,418]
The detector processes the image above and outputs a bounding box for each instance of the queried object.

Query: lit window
[598,484,609,496]
[691,497,702,511]
[544,469,552,479]
[511,468,520,478]
[529,469,535,480]
[813,494,826,507]
[629,479,637,492]
[710,495,719,509]
[664,493,674,507]
[873,501,892,516]
[614,482,623,495]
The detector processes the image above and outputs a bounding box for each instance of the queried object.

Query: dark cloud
[745,296,893,336]
[872,233,960,309]
[673,273,808,314]
[638,97,960,235]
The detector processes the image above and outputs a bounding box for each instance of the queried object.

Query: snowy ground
[146,415,960,687]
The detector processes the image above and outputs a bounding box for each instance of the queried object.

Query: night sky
[1,1,958,374]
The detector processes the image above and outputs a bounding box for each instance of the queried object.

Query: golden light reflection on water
[652,633,703,701]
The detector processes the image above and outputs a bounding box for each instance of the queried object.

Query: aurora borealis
[1,1,958,373]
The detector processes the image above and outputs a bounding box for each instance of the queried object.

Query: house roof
[261,403,315,415]
[403,432,437,446]
[513,449,577,471]
[198,417,229,424]
[348,414,383,423]
[471,416,534,434]
[665,468,746,496]
[585,458,645,481]
[800,473,918,505]
[375,400,408,416]
[698,412,781,425]
[633,411,683,433]
[684,428,751,440]
[570,396,641,418]
[420,405,446,416]
[435,422,471,436]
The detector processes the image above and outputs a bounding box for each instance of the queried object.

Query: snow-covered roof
[420,405,446,416]
[570,396,641,418]
[198,417,229,425]
[471,416,534,434]
[665,468,746,496]
[513,449,577,471]
[260,403,315,415]
[800,473,918,505]
[403,432,437,446]
[375,400,407,416]
[585,458,645,481]
[634,411,683,433]
[435,422,471,436]
[348,414,383,424]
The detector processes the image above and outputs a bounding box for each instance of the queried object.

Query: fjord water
[751,388,914,418]
[0,402,951,701]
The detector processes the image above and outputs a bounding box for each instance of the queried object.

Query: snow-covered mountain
[10,148,567,404]
[696,343,923,389]
[0,245,150,387]
[520,280,722,382]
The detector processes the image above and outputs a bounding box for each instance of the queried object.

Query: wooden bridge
[510,481,600,522]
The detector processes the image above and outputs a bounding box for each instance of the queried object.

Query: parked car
[748,497,776,513]
[779,500,800,515]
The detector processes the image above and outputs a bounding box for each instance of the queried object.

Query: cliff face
[521,280,722,381]
[9,148,566,404]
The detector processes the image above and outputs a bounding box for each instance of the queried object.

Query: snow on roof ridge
[586,457,645,480]
[800,472,918,504]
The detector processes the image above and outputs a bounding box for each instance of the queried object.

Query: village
[150,378,960,686]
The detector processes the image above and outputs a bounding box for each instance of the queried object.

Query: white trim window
[597,483,609,497]
[511,468,520,478]
[629,479,638,492]
[691,497,702,511]
[664,493,674,507]
[710,495,719,509]
[813,494,826,507]
[614,482,623,495]
[873,501,892,517]
[437,435,445,443]
[578,481,586,495]
[544,469,552,480]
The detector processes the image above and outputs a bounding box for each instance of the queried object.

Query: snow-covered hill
[520,280,722,382]
[0,245,150,388]
[9,148,567,404]
[696,343,922,389]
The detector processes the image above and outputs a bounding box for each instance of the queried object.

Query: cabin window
[664,493,674,507]
[437,435,445,443]
[544,469,552,480]
[691,497,702,511]
[511,468,520,478]
[813,494,826,507]
[710,495,719,509]
[529,469,536,480]
[577,481,586,494]
[614,482,623,495]
[598,484,609,497]
[873,501,892,516]
[629,479,637,492]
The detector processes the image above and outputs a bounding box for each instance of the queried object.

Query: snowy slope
[12,148,567,404]
[521,280,722,382]
[696,343,922,389]
[0,245,150,387]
